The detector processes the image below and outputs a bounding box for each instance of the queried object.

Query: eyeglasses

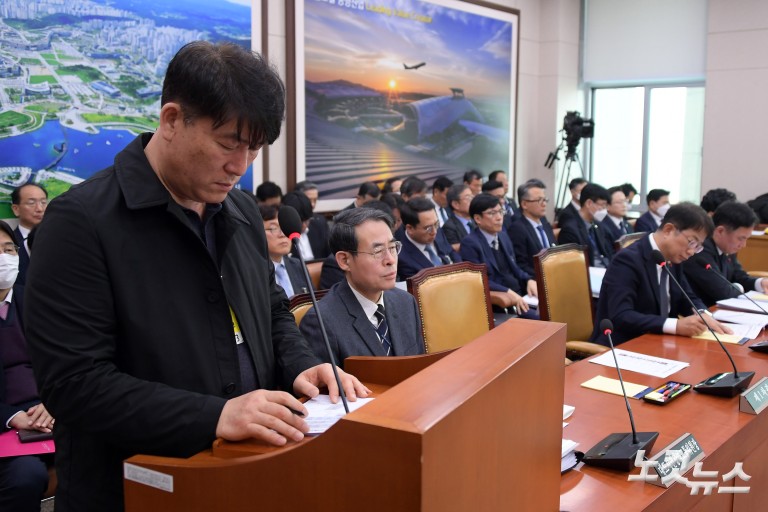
[422,222,440,234]
[1,243,19,255]
[676,229,704,254]
[20,199,48,208]
[264,225,285,237]
[523,197,549,205]
[482,208,504,218]
[351,241,402,260]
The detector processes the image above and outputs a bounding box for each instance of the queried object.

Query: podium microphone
[652,250,754,397]
[702,262,768,315]
[583,320,659,471]
[278,205,349,413]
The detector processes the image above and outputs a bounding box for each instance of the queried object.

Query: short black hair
[432,176,454,193]
[400,176,427,198]
[447,184,470,208]
[293,180,318,193]
[606,186,625,204]
[700,188,737,213]
[481,180,504,193]
[255,181,282,202]
[281,191,312,222]
[568,178,587,190]
[661,202,713,236]
[401,197,435,227]
[488,170,506,182]
[357,181,381,199]
[469,193,501,218]
[619,183,638,197]
[382,176,402,195]
[11,183,47,204]
[712,201,758,231]
[646,188,670,203]
[463,169,483,183]
[0,219,14,242]
[330,208,393,254]
[380,192,404,212]
[578,183,610,207]
[162,41,285,149]
[259,204,279,221]
[517,180,546,205]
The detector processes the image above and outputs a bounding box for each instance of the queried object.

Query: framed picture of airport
[288,0,519,200]
[0,0,260,220]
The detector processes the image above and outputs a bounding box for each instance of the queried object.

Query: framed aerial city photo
[0,0,260,219]
[287,0,519,199]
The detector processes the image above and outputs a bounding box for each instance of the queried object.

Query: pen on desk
[286,406,305,417]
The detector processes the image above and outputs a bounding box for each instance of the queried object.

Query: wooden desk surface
[560,328,768,512]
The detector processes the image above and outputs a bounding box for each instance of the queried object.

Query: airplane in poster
[403,62,426,70]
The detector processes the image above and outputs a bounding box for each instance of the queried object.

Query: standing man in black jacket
[24,41,368,512]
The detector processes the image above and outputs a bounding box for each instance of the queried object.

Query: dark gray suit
[442,214,472,247]
[299,280,425,368]
[283,256,312,295]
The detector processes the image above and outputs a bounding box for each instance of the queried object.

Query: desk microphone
[702,262,768,315]
[652,250,754,397]
[278,205,349,413]
[583,320,658,471]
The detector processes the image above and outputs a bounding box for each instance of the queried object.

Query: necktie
[491,238,499,251]
[620,221,628,235]
[425,246,442,266]
[659,268,670,317]
[275,263,295,297]
[0,302,8,321]
[466,220,474,233]
[536,225,549,250]
[374,305,392,356]
[440,208,448,222]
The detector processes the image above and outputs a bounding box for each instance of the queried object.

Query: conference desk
[560,329,768,512]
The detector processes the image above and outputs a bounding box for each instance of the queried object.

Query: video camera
[563,111,594,158]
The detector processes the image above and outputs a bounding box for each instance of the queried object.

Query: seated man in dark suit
[683,201,767,306]
[399,176,428,201]
[488,170,519,218]
[556,177,587,227]
[0,220,54,512]
[459,194,539,319]
[700,188,737,216]
[260,205,311,297]
[343,181,381,210]
[482,180,515,230]
[300,209,424,368]
[10,183,48,286]
[634,188,670,233]
[591,203,732,345]
[396,197,461,280]
[431,176,453,227]
[601,186,634,243]
[294,180,330,259]
[507,180,556,276]
[557,183,614,268]
[442,184,475,252]
[463,169,483,196]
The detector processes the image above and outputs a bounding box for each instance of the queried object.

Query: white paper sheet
[714,309,768,326]
[303,395,375,435]
[589,267,606,298]
[589,348,689,378]
[717,298,768,315]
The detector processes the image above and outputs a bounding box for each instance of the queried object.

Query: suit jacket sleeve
[507,222,535,277]
[443,218,463,245]
[557,221,581,246]
[683,251,740,306]
[299,305,342,367]
[459,236,508,293]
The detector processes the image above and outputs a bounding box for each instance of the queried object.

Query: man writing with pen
[591,203,732,345]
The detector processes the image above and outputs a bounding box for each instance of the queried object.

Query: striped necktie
[374,305,392,355]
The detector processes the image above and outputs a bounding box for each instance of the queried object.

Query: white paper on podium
[303,395,375,435]
[590,349,688,378]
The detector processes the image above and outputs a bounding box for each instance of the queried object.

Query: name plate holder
[647,433,705,488]
[739,376,768,415]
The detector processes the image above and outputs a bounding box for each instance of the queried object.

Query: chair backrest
[534,244,594,341]
[306,260,323,290]
[289,289,329,326]
[407,262,494,353]
[614,232,645,252]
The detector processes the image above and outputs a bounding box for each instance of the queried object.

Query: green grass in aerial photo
[38,178,74,198]
[30,75,57,84]
[57,65,105,82]
[20,58,42,65]
[0,111,32,129]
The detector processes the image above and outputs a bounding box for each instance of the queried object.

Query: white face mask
[0,253,19,289]
[593,208,608,223]
[656,203,671,218]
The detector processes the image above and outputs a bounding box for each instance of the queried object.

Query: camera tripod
[545,141,585,214]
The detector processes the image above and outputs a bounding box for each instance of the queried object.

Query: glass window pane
[590,87,644,204]
[646,87,705,204]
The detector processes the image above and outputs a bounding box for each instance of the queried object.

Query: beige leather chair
[614,232,645,252]
[289,289,328,326]
[407,262,494,353]
[534,244,608,360]
[306,260,323,291]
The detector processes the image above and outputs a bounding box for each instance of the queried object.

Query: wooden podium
[124,319,566,511]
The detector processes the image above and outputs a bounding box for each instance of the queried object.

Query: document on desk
[303,395,376,435]
[714,309,768,326]
[580,375,651,398]
[590,349,689,378]
[745,291,768,303]
[693,324,761,343]
[589,267,605,297]
[717,298,768,314]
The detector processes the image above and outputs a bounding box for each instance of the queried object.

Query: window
[590,85,705,207]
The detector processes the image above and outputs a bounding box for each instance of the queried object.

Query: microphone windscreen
[278,205,303,238]
[651,249,666,265]
[734,282,744,294]
[600,319,613,333]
